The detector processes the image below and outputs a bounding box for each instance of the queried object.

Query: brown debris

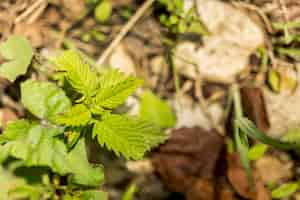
[186,179,215,200]
[152,127,224,198]
[0,108,17,127]
[240,86,270,132]
[227,153,271,200]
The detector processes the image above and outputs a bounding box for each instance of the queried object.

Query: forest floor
[1,0,300,199]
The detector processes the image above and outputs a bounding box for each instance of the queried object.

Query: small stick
[27,1,48,24]
[15,0,45,23]
[96,0,155,67]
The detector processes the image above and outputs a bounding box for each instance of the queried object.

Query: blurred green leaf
[122,184,137,200]
[248,144,268,161]
[81,190,108,200]
[0,121,104,186]
[94,0,112,23]
[268,70,280,93]
[272,182,299,199]
[21,80,71,121]
[140,90,176,128]
[0,35,33,81]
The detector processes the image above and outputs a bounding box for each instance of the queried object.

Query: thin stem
[96,0,156,67]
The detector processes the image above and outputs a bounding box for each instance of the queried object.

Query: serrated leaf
[54,50,98,98]
[21,80,71,121]
[140,91,176,128]
[0,120,104,186]
[271,182,299,199]
[93,114,166,160]
[0,35,33,81]
[55,104,91,126]
[248,144,268,161]
[93,69,142,110]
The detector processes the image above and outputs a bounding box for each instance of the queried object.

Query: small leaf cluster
[0,46,168,199]
[157,0,208,35]
[53,51,166,160]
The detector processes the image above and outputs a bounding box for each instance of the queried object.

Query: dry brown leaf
[152,127,223,193]
[227,153,271,200]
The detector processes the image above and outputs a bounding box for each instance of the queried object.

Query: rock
[173,95,223,130]
[109,44,136,75]
[126,159,154,174]
[174,0,264,83]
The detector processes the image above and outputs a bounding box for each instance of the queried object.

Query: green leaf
[93,69,142,111]
[0,35,33,81]
[21,80,71,121]
[0,166,45,200]
[94,0,112,23]
[55,104,91,126]
[236,117,298,150]
[248,144,268,161]
[54,50,98,98]
[268,70,280,93]
[282,128,300,144]
[140,90,176,128]
[93,114,166,160]
[0,120,104,186]
[80,190,108,200]
[67,139,105,186]
[271,182,299,199]
[276,47,300,61]
[122,184,137,200]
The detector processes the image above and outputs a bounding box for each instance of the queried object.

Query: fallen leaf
[227,153,271,200]
[240,86,270,133]
[152,127,223,193]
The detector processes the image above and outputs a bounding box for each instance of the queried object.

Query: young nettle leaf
[54,50,98,98]
[55,104,92,127]
[21,80,71,121]
[0,120,104,186]
[92,114,166,160]
[93,69,143,111]
[0,35,33,81]
[140,90,176,128]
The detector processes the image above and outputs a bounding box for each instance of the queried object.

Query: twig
[28,1,48,24]
[96,0,155,67]
[195,74,224,135]
[15,0,45,24]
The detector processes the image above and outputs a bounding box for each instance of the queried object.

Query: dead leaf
[240,86,270,132]
[0,108,17,128]
[227,153,271,200]
[174,0,264,83]
[152,127,223,193]
[186,179,215,200]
